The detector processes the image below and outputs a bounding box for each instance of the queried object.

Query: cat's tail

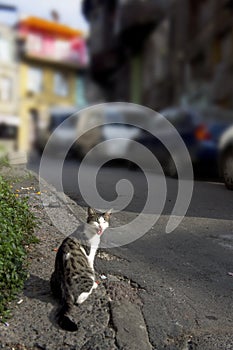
[56,300,78,332]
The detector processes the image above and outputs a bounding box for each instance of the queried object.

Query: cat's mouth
[97,227,103,235]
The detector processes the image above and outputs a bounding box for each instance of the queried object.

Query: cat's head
[87,207,112,235]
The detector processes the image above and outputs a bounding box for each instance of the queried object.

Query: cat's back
[60,236,81,253]
[57,235,91,271]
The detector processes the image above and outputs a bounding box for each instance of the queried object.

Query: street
[29,154,233,349]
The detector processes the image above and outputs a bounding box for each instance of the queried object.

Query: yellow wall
[0,64,19,115]
[18,62,77,152]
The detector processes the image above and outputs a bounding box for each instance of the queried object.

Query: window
[53,72,69,97]
[54,40,69,60]
[27,34,42,55]
[27,67,43,93]
[0,75,12,102]
[0,36,11,62]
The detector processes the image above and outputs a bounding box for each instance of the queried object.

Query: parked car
[37,106,79,154]
[75,104,141,160]
[128,106,232,176]
[219,125,233,190]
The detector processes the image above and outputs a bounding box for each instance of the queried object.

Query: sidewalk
[0,165,152,350]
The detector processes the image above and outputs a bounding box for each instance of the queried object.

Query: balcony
[115,0,169,46]
[17,17,88,69]
[17,33,88,70]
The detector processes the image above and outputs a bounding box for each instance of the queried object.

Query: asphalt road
[29,154,233,350]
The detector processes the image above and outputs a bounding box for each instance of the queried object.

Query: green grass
[0,144,9,168]
[0,155,10,168]
[0,176,38,322]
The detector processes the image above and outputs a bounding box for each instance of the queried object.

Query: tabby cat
[50,207,111,332]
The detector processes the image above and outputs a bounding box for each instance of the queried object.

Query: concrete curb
[110,301,152,350]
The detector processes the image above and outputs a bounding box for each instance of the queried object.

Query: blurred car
[75,105,141,160]
[37,106,79,154]
[128,106,232,176]
[219,125,233,190]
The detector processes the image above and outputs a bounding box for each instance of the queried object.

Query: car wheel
[72,143,84,161]
[222,147,233,190]
[164,155,177,178]
[36,144,44,156]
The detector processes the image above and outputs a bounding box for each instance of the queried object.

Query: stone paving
[0,166,152,350]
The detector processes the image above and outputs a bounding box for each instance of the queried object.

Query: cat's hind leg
[76,281,97,304]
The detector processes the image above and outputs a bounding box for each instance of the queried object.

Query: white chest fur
[88,234,100,269]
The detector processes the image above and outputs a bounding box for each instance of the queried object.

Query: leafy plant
[0,176,37,321]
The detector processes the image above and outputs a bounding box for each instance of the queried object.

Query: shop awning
[0,115,20,126]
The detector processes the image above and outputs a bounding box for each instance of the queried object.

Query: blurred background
[0,0,233,186]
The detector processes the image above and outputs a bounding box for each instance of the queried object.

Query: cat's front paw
[93,281,99,289]
[87,257,94,270]
[77,292,90,304]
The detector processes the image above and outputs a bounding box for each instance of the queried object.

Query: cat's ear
[88,207,96,216]
[104,208,112,220]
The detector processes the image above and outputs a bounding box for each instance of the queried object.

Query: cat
[50,207,112,332]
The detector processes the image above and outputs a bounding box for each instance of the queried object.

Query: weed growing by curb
[0,176,38,321]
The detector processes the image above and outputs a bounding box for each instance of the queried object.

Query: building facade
[0,23,19,153]
[170,0,233,109]
[82,0,171,108]
[83,0,233,111]
[17,16,88,152]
